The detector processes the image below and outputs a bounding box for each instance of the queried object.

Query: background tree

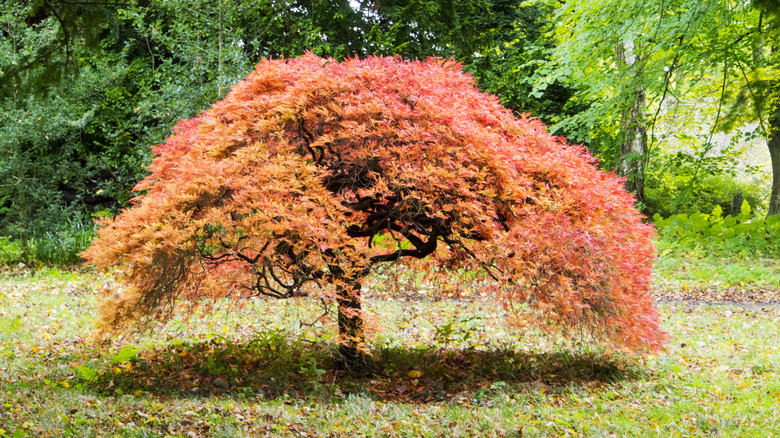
[84,55,665,370]
[543,0,779,215]
[0,0,148,261]
[1,0,577,263]
[736,0,780,216]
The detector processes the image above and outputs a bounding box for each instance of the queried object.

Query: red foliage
[84,54,665,352]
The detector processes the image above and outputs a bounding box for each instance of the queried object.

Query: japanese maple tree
[84,54,665,370]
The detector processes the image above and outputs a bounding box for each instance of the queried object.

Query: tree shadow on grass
[78,337,644,404]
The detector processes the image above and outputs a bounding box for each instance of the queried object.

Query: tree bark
[616,41,648,205]
[766,101,780,216]
[333,279,372,372]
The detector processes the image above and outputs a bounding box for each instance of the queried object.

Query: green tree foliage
[0,1,149,259]
[1,0,574,263]
[464,1,584,127]
[0,0,110,98]
[543,0,779,215]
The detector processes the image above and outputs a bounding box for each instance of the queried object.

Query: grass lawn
[0,257,779,437]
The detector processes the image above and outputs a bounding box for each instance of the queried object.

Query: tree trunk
[767,101,780,217]
[619,89,648,201]
[616,41,648,205]
[333,279,372,372]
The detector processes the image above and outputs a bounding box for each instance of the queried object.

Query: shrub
[654,202,780,257]
[0,205,96,266]
[644,156,766,218]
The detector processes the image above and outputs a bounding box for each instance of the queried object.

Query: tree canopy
[1,0,575,263]
[84,55,665,368]
[543,0,780,214]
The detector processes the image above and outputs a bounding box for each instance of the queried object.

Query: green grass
[654,252,780,289]
[1,264,779,437]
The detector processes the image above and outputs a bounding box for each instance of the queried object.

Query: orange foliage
[84,54,665,351]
